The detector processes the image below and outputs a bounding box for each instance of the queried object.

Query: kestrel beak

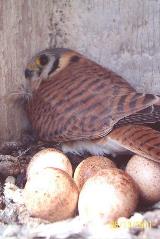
[24,68,42,92]
[24,68,33,79]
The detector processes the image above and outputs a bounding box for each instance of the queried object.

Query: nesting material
[0,180,3,209]
[0,155,21,177]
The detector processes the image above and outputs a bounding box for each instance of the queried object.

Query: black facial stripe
[48,58,59,75]
[38,67,42,76]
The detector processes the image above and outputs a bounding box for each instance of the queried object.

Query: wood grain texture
[0,0,160,141]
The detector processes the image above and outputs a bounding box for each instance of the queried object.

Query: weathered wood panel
[0,0,160,142]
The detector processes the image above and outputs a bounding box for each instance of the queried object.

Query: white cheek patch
[41,58,56,80]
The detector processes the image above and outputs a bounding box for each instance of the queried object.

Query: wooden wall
[0,0,160,142]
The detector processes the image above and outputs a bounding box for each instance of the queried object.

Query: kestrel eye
[38,54,49,66]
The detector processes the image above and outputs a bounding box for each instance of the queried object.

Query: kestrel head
[24,48,76,91]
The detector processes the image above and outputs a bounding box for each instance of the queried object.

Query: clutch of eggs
[24,148,160,224]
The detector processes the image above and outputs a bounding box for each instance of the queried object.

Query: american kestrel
[24,48,160,162]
